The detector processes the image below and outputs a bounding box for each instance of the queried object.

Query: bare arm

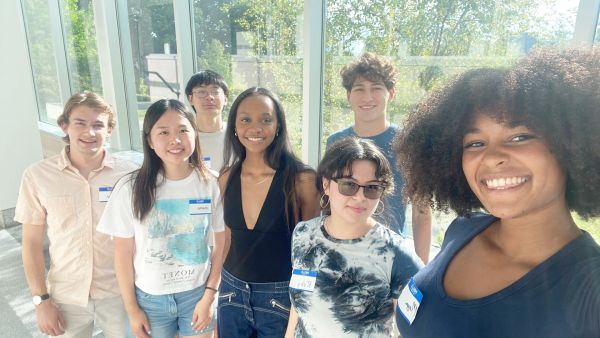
[297,171,320,221]
[22,223,66,336]
[411,205,432,264]
[192,230,225,330]
[284,304,299,338]
[218,170,232,263]
[113,236,151,338]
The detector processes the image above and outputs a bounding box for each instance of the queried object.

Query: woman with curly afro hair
[394,48,600,337]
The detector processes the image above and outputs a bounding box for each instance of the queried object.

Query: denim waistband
[221,269,289,292]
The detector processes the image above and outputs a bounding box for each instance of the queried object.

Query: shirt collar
[57,146,115,171]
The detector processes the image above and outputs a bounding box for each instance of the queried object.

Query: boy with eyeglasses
[185,70,229,171]
[326,53,432,263]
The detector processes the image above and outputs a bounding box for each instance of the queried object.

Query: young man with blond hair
[327,53,432,263]
[15,92,138,337]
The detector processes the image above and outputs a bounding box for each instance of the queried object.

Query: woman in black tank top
[217,87,319,337]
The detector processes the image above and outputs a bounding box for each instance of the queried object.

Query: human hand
[191,292,215,331]
[128,307,151,338]
[35,300,66,336]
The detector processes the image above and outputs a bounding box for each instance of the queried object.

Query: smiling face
[148,110,196,172]
[234,94,278,155]
[60,105,112,157]
[187,83,227,119]
[323,160,383,226]
[461,113,567,221]
[347,76,394,125]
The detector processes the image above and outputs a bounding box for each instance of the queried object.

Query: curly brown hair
[394,48,600,219]
[340,52,397,91]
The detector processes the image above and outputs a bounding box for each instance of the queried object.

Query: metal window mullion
[48,0,72,103]
[114,0,142,151]
[302,0,326,168]
[92,0,133,151]
[572,0,600,46]
[173,0,195,98]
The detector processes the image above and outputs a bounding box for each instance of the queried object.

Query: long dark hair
[132,99,207,221]
[222,87,311,224]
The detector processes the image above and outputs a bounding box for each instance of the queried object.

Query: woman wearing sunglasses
[285,137,422,337]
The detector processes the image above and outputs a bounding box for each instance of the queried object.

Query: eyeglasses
[192,89,222,98]
[332,178,386,199]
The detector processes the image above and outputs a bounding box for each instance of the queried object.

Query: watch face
[32,294,49,305]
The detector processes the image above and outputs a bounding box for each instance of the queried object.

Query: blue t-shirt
[326,125,406,234]
[396,214,600,338]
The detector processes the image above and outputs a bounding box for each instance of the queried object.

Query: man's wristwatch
[32,294,50,306]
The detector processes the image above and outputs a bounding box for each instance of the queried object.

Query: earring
[319,194,330,208]
[276,129,279,137]
[234,130,238,137]
[373,200,385,216]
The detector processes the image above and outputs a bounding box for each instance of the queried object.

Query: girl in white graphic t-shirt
[98,99,224,338]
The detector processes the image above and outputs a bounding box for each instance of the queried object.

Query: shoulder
[110,157,140,174]
[564,246,600,332]
[217,167,232,191]
[204,168,219,180]
[326,127,354,147]
[441,213,496,249]
[293,216,321,237]
[21,154,62,184]
[28,153,61,171]
[296,170,316,185]
[113,171,136,193]
[378,226,423,267]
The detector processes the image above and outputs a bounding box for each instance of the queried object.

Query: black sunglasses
[332,178,386,199]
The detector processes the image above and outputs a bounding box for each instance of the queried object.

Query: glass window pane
[193,0,305,155]
[126,0,178,131]
[594,14,600,46]
[324,0,580,243]
[22,0,63,124]
[60,0,103,95]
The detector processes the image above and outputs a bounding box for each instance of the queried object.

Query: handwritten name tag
[397,277,423,325]
[289,269,317,292]
[189,199,211,215]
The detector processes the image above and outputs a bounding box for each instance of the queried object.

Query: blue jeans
[126,285,215,338]
[217,269,291,338]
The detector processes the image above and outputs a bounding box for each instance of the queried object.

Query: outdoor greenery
[22,0,597,244]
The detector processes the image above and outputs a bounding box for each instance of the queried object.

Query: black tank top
[223,165,296,282]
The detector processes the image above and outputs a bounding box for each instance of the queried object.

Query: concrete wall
[0,0,44,212]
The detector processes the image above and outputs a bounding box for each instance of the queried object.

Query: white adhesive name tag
[189,199,212,215]
[203,156,212,169]
[397,277,423,325]
[98,187,113,202]
[289,269,317,292]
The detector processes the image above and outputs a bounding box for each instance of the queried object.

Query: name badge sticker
[189,199,212,215]
[98,187,113,202]
[289,269,317,292]
[397,277,423,325]
[203,156,212,169]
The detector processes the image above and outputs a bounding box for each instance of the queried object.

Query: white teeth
[485,176,527,189]
[169,149,183,153]
[248,137,263,142]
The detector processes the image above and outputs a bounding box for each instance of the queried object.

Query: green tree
[198,39,233,86]
[63,0,102,94]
